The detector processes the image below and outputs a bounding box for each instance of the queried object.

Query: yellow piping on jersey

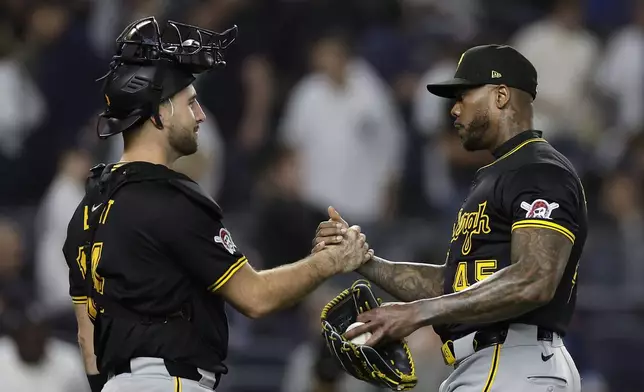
[512,220,575,243]
[208,256,248,292]
[482,344,502,392]
[174,377,182,392]
[72,295,87,304]
[478,138,547,171]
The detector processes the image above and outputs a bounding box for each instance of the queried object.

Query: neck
[121,143,179,167]
[490,118,533,152]
[120,124,180,166]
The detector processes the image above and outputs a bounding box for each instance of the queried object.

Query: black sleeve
[63,202,89,305]
[163,194,248,293]
[501,164,581,244]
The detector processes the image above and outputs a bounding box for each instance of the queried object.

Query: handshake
[310,206,374,274]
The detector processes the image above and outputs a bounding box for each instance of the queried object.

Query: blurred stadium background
[0,0,643,391]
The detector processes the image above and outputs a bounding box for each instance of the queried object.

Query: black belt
[95,296,193,324]
[446,325,553,346]
[441,326,554,366]
[472,325,552,350]
[113,360,221,390]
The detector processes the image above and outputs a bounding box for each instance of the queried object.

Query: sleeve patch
[214,228,237,255]
[520,199,559,219]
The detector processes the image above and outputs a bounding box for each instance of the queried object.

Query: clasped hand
[310,206,421,347]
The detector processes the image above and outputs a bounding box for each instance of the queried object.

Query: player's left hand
[344,302,421,347]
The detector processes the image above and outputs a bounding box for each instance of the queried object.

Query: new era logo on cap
[426,44,538,100]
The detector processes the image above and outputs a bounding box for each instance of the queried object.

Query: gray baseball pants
[439,324,581,392]
[102,357,219,392]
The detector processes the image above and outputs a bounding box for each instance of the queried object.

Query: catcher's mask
[96,16,237,139]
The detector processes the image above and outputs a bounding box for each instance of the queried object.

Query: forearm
[357,256,445,302]
[414,264,544,326]
[73,304,99,374]
[256,251,336,316]
[413,226,573,326]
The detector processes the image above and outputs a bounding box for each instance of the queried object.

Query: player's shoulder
[506,138,580,180]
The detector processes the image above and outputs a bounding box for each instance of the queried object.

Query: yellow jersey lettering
[99,200,115,224]
[452,262,468,292]
[453,259,499,292]
[83,206,90,230]
[75,246,87,279]
[475,260,497,282]
[451,201,492,255]
[91,242,105,294]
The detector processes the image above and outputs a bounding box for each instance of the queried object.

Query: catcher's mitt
[320,280,417,391]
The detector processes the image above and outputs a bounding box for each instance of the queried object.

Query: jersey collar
[492,130,543,159]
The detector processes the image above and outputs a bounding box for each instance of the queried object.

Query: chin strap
[149,59,168,130]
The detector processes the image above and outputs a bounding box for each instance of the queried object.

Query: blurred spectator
[279,31,405,225]
[592,0,644,170]
[251,145,327,271]
[0,21,46,160]
[247,145,327,342]
[595,0,644,132]
[597,172,644,292]
[511,0,601,146]
[0,310,87,392]
[0,217,31,334]
[34,149,91,317]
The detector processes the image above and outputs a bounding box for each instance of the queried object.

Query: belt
[113,359,221,390]
[440,325,554,366]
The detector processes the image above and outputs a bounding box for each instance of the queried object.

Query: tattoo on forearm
[357,256,445,302]
[422,227,572,325]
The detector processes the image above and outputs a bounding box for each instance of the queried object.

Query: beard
[168,122,198,157]
[459,108,490,151]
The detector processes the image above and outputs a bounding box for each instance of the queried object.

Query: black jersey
[434,130,588,342]
[63,162,247,374]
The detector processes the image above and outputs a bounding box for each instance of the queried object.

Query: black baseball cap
[426,44,538,99]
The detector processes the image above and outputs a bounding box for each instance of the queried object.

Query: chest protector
[81,161,222,324]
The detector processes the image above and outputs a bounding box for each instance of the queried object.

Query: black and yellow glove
[320,280,417,391]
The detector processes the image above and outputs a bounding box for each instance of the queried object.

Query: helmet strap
[149,59,167,130]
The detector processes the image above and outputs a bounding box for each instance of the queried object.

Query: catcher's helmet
[96,16,237,139]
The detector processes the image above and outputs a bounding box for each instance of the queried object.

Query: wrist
[311,250,340,278]
[357,254,380,274]
[409,299,436,329]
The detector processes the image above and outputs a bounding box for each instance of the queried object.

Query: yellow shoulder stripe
[512,220,575,243]
[208,256,248,292]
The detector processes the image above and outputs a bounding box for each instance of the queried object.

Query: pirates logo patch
[215,228,237,255]
[520,199,559,219]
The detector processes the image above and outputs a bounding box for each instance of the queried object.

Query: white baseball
[346,322,372,345]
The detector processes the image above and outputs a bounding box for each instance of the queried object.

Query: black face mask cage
[111,16,237,73]
[95,16,237,138]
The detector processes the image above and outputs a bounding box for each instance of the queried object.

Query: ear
[151,101,170,128]
[495,85,511,109]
